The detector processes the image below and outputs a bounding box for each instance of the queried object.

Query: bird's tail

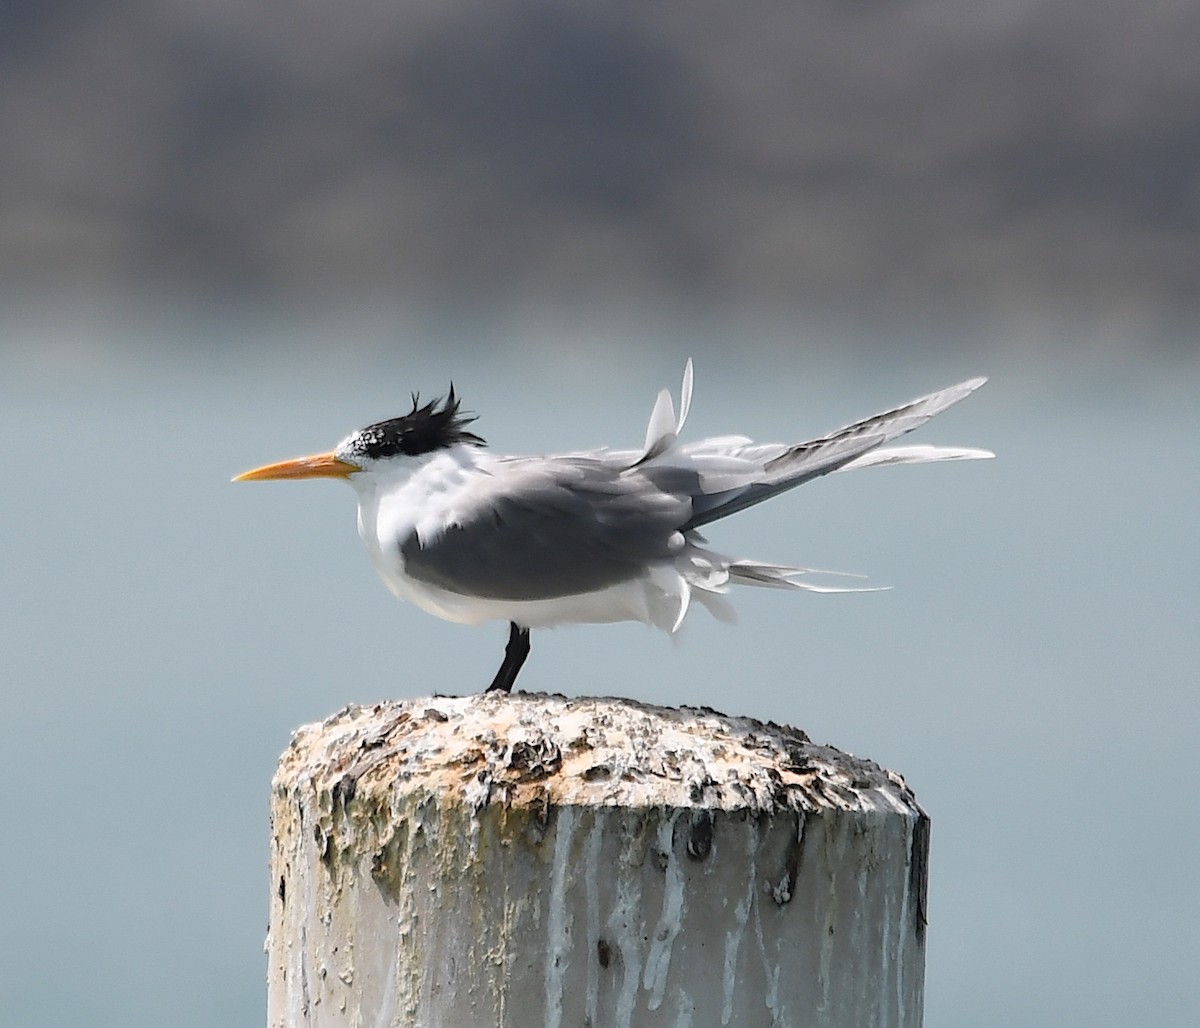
[682,376,993,529]
[641,547,884,633]
[629,362,992,633]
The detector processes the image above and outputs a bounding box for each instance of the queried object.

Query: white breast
[349,446,484,618]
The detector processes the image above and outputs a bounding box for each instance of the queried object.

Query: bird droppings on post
[268,692,929,1027]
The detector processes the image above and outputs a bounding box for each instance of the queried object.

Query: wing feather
[401,456,689,601]
[685,377,989,528]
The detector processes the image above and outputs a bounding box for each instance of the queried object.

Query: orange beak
[232,451,361,482]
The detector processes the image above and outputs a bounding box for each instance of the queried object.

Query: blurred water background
[2,3,1199,1026]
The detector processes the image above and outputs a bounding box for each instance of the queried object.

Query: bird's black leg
[486,622,531,693]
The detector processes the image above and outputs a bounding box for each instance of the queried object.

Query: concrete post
[267,693,928,1027]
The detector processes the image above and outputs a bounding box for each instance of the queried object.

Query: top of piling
[274,692,923,819]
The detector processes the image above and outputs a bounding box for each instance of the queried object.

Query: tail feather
[727,560,886,593]
[635,359,694,465]
[686,377,991,529]
[838,444,995,472]
[662,552,883,634]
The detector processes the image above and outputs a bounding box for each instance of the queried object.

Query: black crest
[353,386,486,459]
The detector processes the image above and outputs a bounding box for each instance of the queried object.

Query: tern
[234,362,991,693]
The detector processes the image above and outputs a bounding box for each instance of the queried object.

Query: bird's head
[233,387,485,485]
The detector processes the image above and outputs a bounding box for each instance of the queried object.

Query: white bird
[234,362,991,693]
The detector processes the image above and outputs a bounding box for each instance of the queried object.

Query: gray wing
[400,456,691,601]
[685,377,988,529]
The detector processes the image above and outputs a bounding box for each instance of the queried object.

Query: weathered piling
[267,693,928,1027]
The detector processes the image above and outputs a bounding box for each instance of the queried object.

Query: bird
[234,361,991,693]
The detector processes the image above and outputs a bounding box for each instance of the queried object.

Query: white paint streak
[608,843,644,1028]
[893,815,915,1026]
[584,816,604,1027]
[544,805,576,1028]
[643,813,686,1010]
[880,859,893,1028]
[370,939,398,1028]
[817,824,836,1019]
[293,820,316,1028]
[672,984,695,1028]
[722,828,756,1025]
[751,868,783,1026]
